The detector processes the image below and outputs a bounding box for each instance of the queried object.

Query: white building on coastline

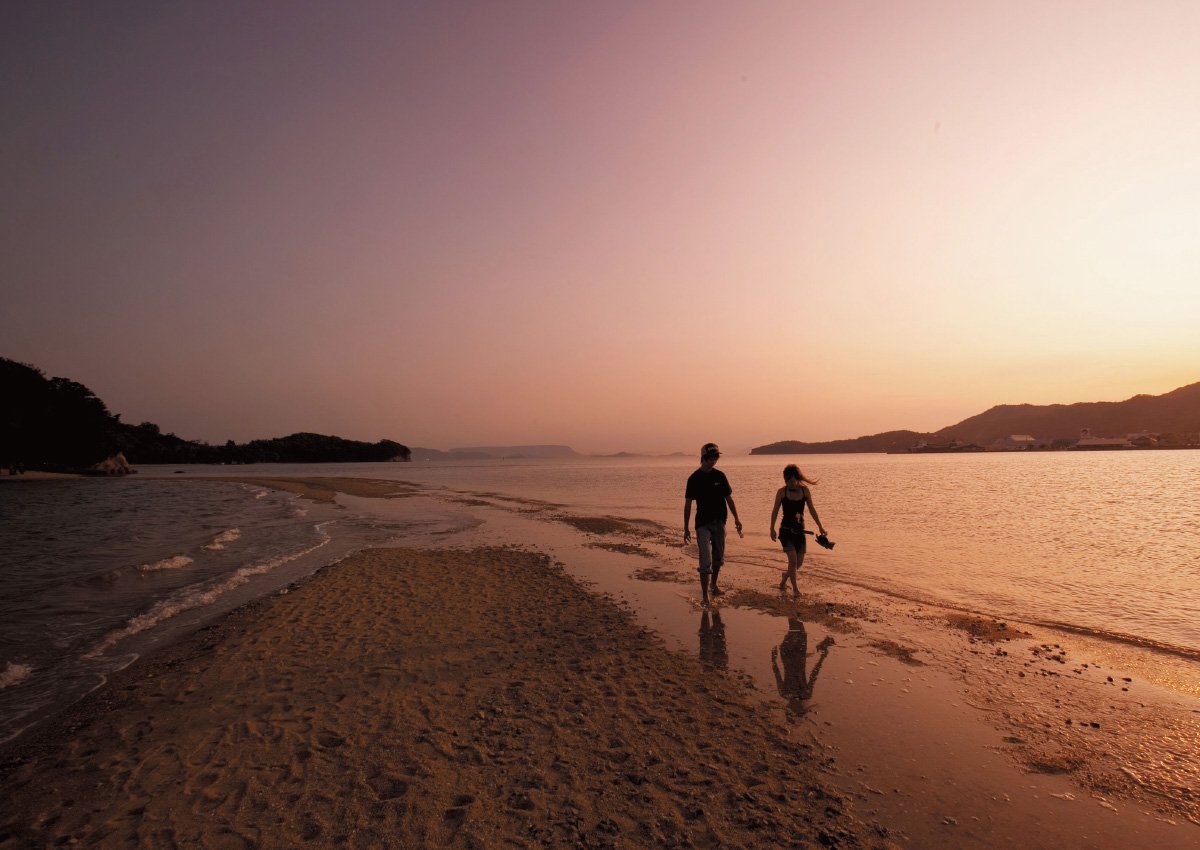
[986,435,1040,451]
[1072,428,1132,450]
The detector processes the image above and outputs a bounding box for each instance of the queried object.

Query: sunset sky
[4,2,1199,454]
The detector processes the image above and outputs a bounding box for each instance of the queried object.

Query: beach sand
[0,471,82,482]
[5,473,1199,849]
[0,545,891,849]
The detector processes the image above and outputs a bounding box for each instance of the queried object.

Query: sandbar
[0,546,889,849]
[0,471,82,482]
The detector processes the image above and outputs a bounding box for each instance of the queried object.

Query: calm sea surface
[3,451,1198,742]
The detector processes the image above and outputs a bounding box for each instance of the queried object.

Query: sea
[2,451,1199,745]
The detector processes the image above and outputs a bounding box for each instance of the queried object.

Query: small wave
[0,662,34,690]
[138,555,194,573]
[1031,619,1200,662]
[203,528,241,550]
[89,566,129,583]
[86,528,332,658]
[254,490,268,499]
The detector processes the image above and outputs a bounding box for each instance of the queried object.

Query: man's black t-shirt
[686,468,732,526]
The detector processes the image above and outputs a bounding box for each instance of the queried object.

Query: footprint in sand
[367,775,410,801]
[316,731,346,748]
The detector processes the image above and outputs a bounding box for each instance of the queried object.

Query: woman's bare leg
[790,551,805,595]
[781,549,799,591]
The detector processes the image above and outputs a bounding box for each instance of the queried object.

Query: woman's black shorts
[779,526,806,553]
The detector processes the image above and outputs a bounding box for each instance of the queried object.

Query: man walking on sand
[684,443,743,606]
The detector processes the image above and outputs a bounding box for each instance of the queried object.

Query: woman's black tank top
[781,491,807,531]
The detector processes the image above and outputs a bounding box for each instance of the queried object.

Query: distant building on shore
[986,435,1041,451]
[906,438,984,453]
[1072,428,1132,450]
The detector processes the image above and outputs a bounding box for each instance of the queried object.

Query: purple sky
[5,2,1199,453]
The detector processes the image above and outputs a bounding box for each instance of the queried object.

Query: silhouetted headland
[1,357,410,472]
[753,382,1200,454]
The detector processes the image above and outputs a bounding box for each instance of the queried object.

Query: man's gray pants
[696,521,726,575]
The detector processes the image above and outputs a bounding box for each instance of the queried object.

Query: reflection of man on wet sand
[698,609,728,671]
[771,616,834,716]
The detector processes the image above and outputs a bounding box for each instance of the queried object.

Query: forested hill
[752,382,1200,454]
[752,431,933,455]
[0,357,410,469]
[931,382,1200,446]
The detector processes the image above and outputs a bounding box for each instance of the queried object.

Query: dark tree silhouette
[1,357,410,469]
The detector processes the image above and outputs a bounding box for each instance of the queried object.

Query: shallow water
[5,454,1200,839]
[6,451,1199,744]
[0,477,445,743]
[139,451,1200,656]
[342,478,1200,844]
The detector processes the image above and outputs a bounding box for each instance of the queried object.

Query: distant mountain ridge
[752,431,934,455]
[452,445,581,458]
[409,445,581,461]
[408,446,693,460]
[752,382,1200,454]
[930,382,1200,446]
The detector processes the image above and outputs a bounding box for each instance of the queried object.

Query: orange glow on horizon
[3,2,1198,454]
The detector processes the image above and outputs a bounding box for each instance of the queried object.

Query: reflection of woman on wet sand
[769,464,827,596]
[771,617,834,716]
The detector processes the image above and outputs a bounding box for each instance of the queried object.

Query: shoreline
[4,475,1199,848]
[0,546,890,849]
[335,478,1200,844]
[0,471,83,482]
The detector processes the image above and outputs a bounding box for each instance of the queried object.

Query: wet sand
[211,476,419,502]
[5,473,1199,849]
[0,471,82,482]
[0,546,890,849]
[335,480,1200,847]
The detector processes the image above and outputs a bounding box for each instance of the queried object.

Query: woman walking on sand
[769,464,827,596]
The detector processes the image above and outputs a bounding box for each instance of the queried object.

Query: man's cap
[701,442,720,458]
